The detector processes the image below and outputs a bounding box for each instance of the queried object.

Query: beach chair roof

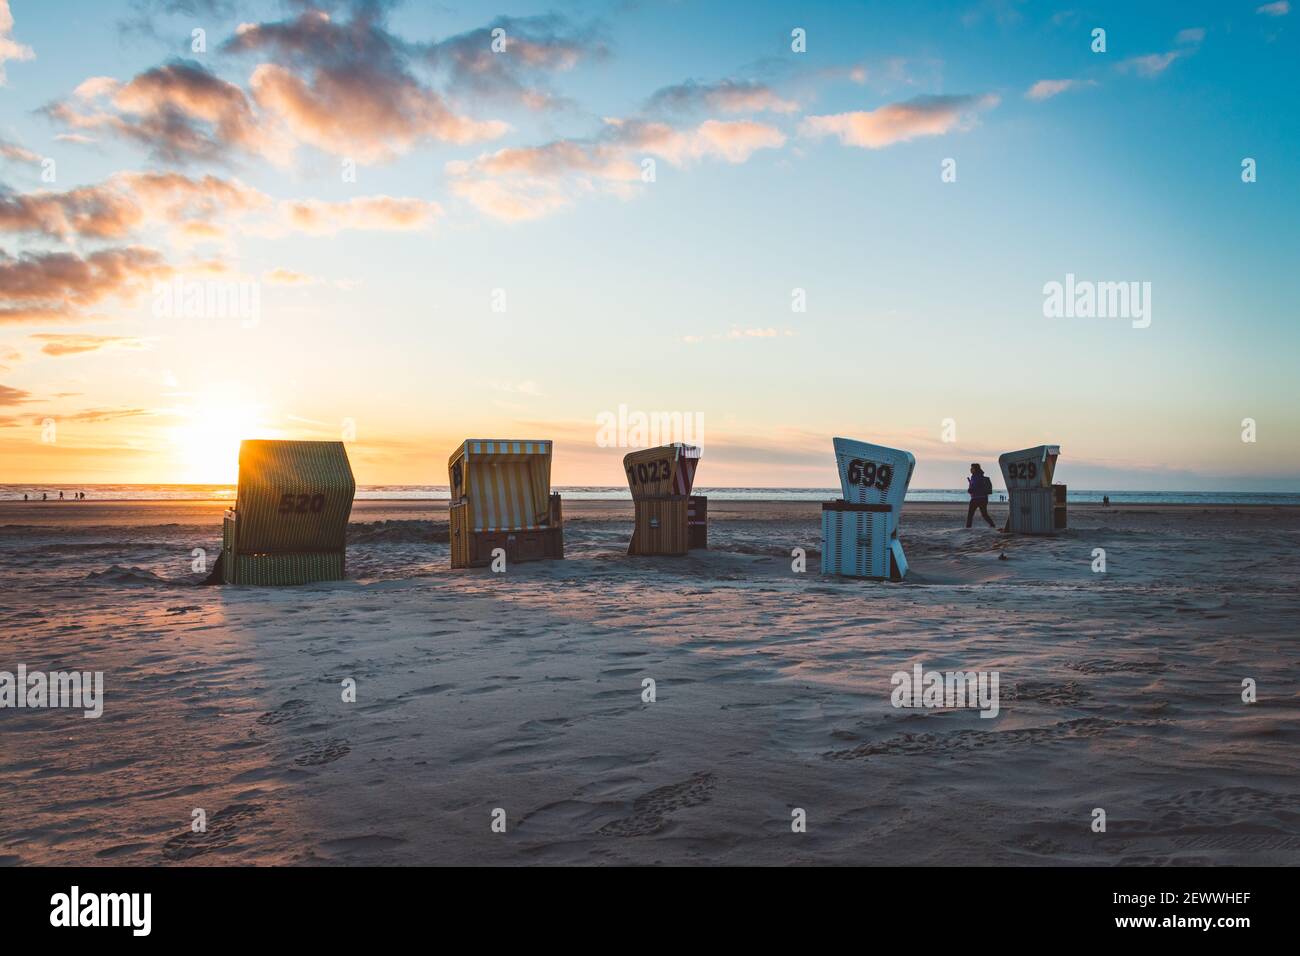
[622,443,701,498]
[998,444,1060,487]
[448,438,554,531]
[832,437,915,507]
[234,440,355,552]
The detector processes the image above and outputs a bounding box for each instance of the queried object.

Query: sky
[1,0,1297,489]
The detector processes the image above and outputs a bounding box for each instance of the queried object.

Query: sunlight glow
[168,397,273,484]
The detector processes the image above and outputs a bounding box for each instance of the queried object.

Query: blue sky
[1,0,1297,488]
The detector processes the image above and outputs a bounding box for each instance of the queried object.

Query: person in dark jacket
[966,463,996,528]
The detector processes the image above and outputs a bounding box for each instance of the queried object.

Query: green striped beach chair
[219,440,356,585]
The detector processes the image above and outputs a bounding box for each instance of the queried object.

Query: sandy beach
[1,498,1296,866]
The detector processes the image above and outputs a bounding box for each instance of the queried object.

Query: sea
[2,485,1298,505]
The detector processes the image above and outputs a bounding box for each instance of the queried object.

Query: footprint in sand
[161,803,264,861]
[598,772,715,837]
[294,739,351,766]
[1067,659,1165,675]
[1004,680,1090,706]
[255,699,310,725]
[824,717,1119,760]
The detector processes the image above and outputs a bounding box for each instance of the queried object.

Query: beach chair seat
[998,445,1066,534]
[821,437,914,580]
[220,440,355,585]
[624,443,705,556]
[448,440,563,568]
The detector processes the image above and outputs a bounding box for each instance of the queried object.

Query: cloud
[1025,78,1096,101]
[0,0,35,85]
[447,117,785,221]
[800,93,999,149]
[1121,51,1182,77]
[0,247,172,324]
[0,170,267,241]
[0,383,32,405]
[61,406,152,423]
[421,14,608,110]
[248,62,504,161]
[45,59,284,165]
[277,195,443,235]
[645,79,799,115]
[223,8,507,160]
[1,170,439,243]
[1121,26,1206,79]
[262,268,314,285]
[1256,1,1290,16]
[0,137,39,163]
[30,333,148,356]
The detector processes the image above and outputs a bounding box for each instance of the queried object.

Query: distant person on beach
[41,492,47,501]
[966,463,996,529]
[1103,495,1110,507]
[58,491,64,500]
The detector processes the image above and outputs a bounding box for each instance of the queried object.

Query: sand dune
[0,500,1296,865]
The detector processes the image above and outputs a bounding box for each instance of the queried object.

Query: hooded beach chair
[822,437,915,580]
[999,445,1066,534]
[448,439,563,568]
[624,443,706,556]
[220,440,355,585]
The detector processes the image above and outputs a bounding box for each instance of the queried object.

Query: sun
[169,399,272,485]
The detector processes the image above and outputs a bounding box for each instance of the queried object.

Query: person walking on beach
[966,463,996,529]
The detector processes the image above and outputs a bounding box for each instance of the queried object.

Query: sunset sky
[1,0,1297,489]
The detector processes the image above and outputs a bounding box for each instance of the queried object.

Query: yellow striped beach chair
[220,440,355,585]
[624,443,706,555]
[448,439,563,568]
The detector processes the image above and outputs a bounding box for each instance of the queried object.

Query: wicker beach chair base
[449,494,564,569]
[1007,484,1068,535]
[221,511,346,585]
[628,495,708,555]
[820,501,906,581]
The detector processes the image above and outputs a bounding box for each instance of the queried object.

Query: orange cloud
[0,247,171,324]
[30,333,147,356]
[0,0,34,86]
[800,93,999,148]
[447,117,785,220]
[1025,78,1096,101]
[249,63,505,161]
[277,196,443,235]
[261,268,314,285]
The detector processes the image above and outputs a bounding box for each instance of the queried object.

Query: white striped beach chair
[822,437,915,580]
[999,445,1066,534]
